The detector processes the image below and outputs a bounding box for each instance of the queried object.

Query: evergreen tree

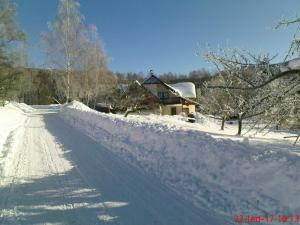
[0,0,25,103]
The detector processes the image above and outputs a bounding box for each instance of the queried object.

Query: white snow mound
[6,102,35,114]
[59,101,300,216]
[0,102,28,155]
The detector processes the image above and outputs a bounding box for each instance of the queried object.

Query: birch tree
[78,25,109,107]
[13,42,30,102]
[41,0,84,102]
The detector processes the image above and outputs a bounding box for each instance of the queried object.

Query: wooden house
[141,74,198,116]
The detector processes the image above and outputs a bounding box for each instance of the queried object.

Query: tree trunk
[92,99,96,109]
[220,116,226,130]
[237,112,245,136]
[124,109,134,117]
[124,106,137,117]
[66,70,71,102]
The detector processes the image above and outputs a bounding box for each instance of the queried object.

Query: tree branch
[207,69,300,90]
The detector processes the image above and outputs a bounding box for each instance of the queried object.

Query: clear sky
[14,0,300,74]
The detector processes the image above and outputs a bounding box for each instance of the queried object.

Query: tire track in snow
[65,150,124,225]
[39,128,82,224]
[26,114,117,225]
[41,118,124,225]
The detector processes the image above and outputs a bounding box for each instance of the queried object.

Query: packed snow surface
[59,101,300,220]
[168,82,197,98]
[0,102,230,225]
[0,103,31,155]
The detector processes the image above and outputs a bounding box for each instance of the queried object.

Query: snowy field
[0,101,299,225]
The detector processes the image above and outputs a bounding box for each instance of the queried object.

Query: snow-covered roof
[142,74,197,100]
[167,82,196,98]
[280,58,300,72]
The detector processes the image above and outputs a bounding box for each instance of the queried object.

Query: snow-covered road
[0,106,230,225]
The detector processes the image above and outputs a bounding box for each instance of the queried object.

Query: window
[158,92,169,100]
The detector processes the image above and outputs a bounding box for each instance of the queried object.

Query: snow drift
[0,103,34,153]
[59,101,300,216]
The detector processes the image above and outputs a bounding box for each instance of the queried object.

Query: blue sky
[14,0,300,74]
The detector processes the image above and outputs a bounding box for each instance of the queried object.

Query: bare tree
[13,42,31,102]
[41,0,85,102]
[200,75,234,130]
[203,48,264,135]
[77,25,110,107]
[203,45,299,139]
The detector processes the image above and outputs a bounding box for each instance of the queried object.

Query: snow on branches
[201,47,299,140]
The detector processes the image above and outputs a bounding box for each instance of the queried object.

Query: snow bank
[6,102,35,114]
[59,101,300,216]
[108,111,295,142]
[0,102,32,155]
